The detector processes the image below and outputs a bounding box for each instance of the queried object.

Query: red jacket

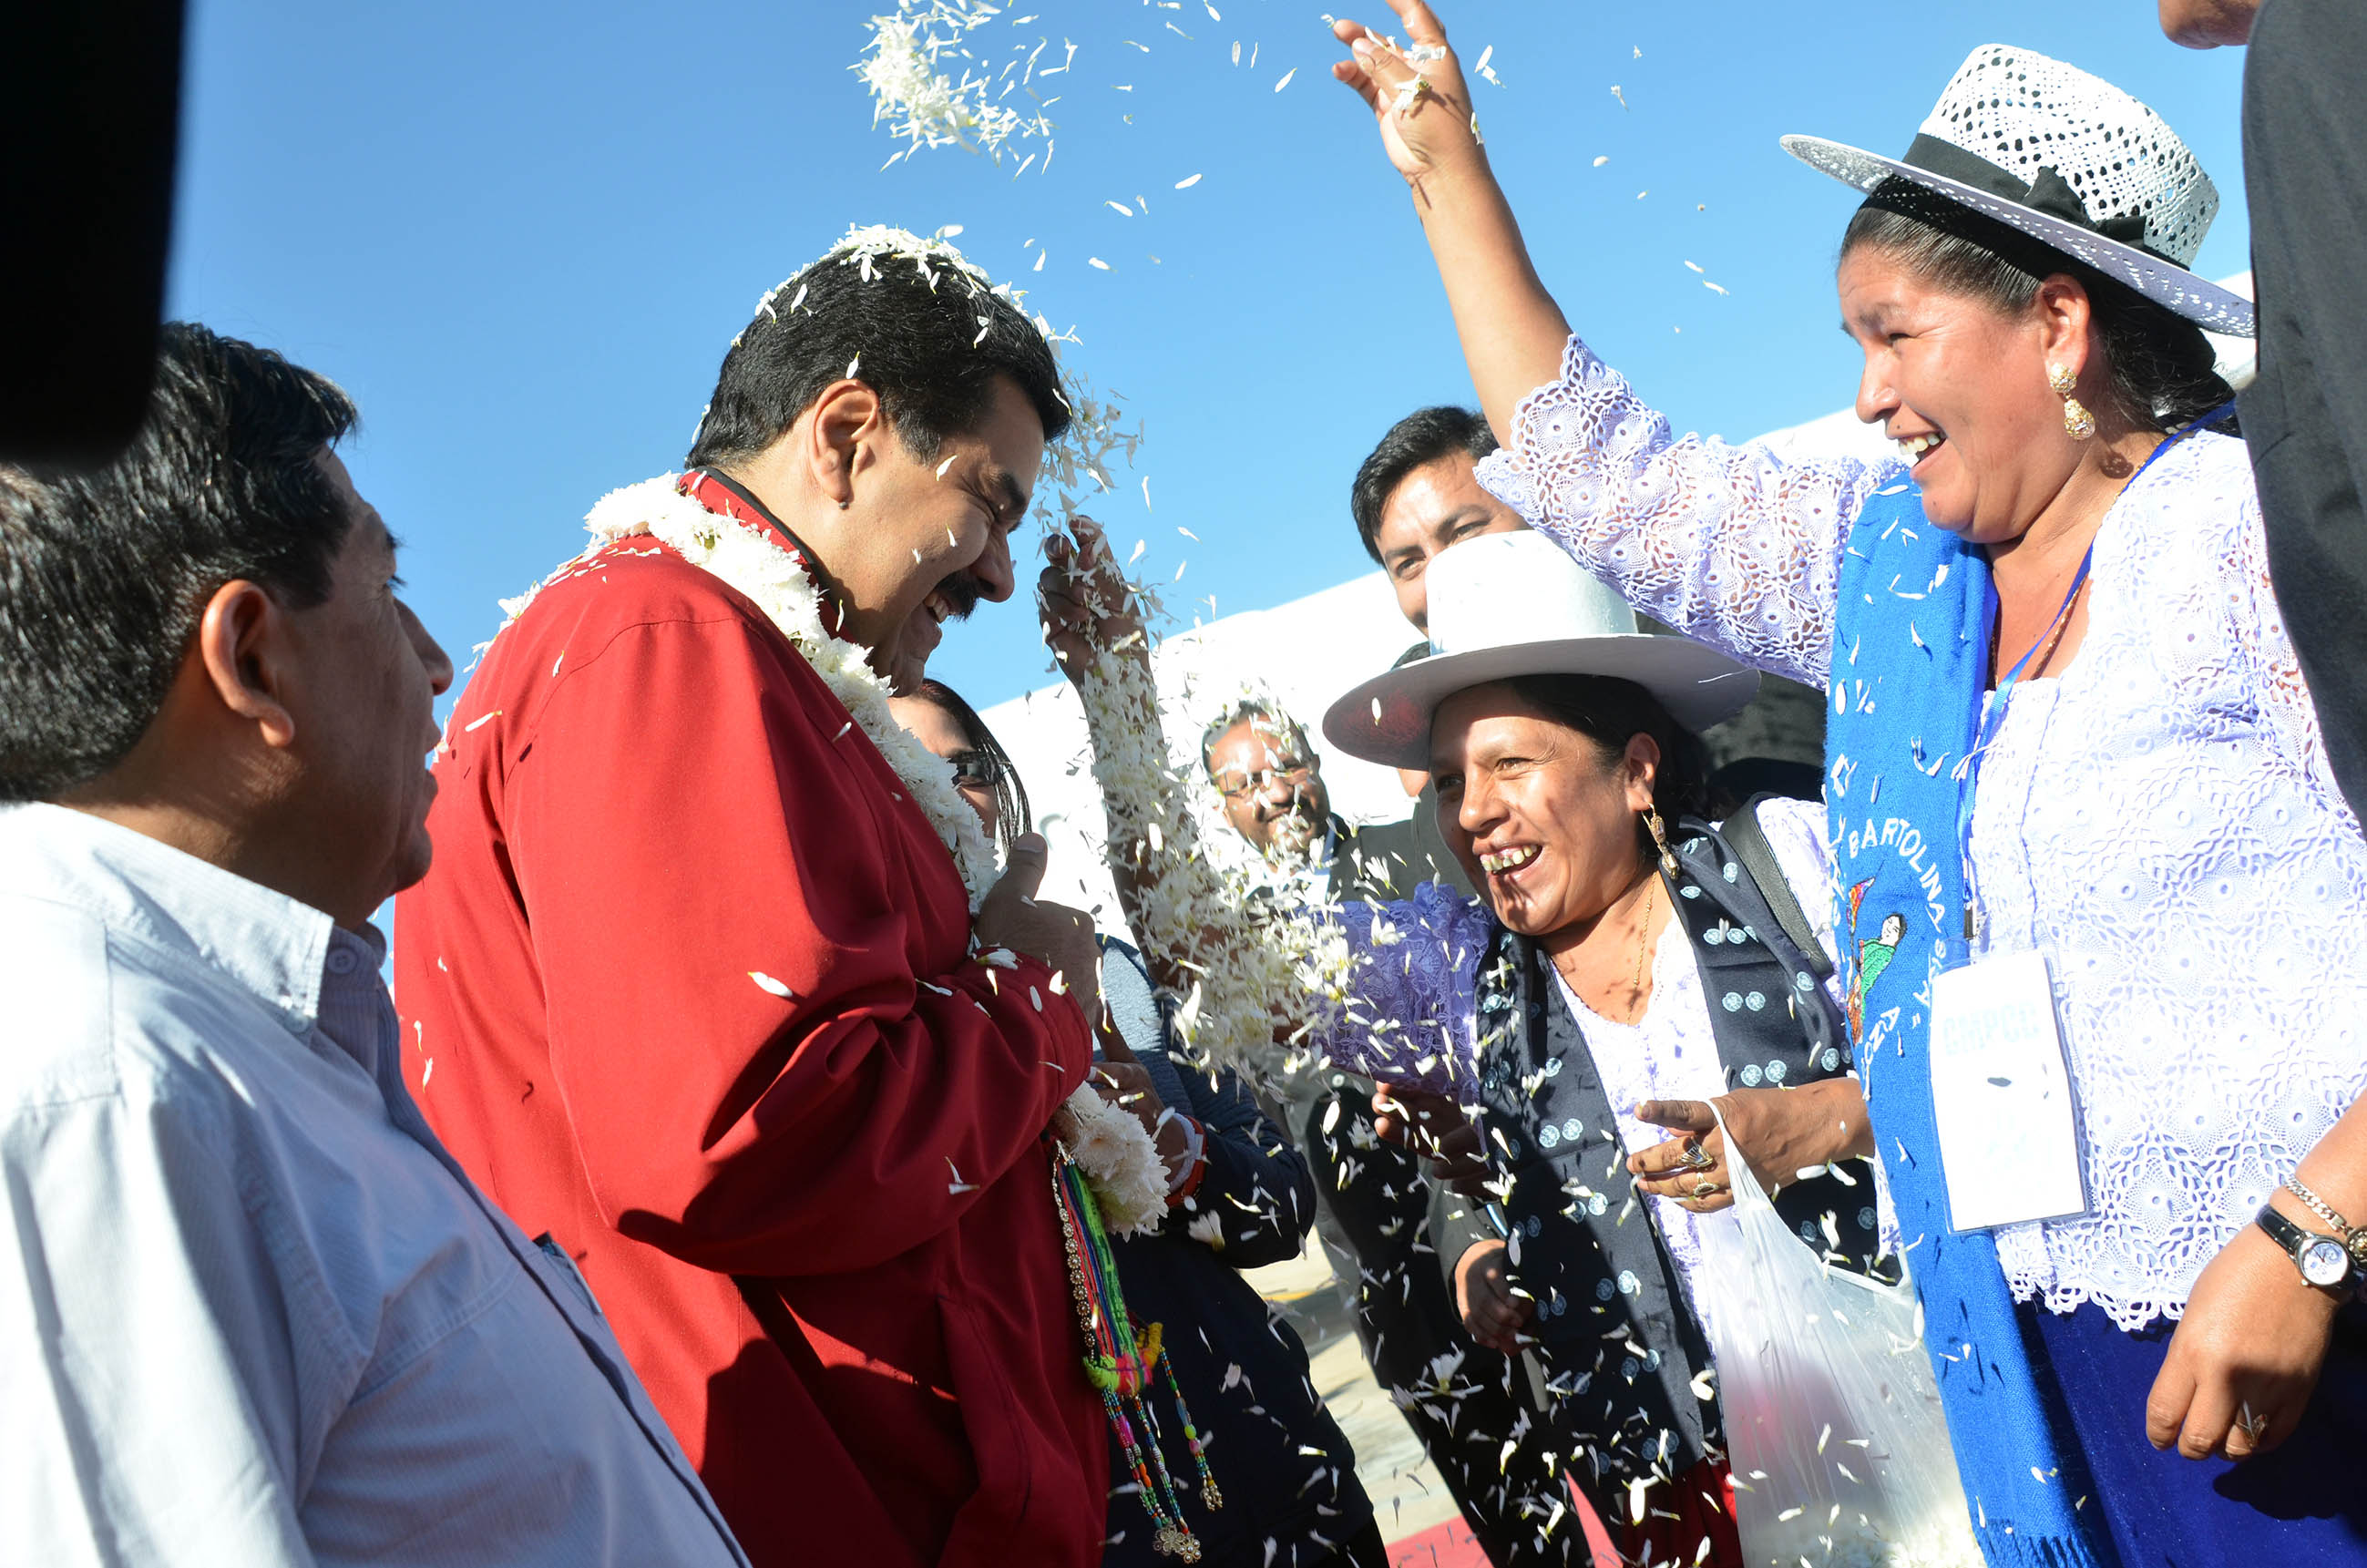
[393,477,1106,1567]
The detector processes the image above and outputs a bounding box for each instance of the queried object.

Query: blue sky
[167,0,2250,716]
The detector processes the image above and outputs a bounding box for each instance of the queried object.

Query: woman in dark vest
[1311,532,1889,1568]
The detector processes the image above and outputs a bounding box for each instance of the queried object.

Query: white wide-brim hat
[1782,45,2253,337]
[1321,533,1758,771]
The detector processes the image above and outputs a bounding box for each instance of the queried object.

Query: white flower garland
[568,475,1004,907]
[1058,1081,1170,1235]
[1063,607,1357,1089]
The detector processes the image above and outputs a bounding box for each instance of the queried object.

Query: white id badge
[1927,950,2088,1232]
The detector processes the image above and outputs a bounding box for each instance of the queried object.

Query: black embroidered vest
[1468,815,1883,1490]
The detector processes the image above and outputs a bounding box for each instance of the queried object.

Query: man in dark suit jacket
[2162,0,2367,820]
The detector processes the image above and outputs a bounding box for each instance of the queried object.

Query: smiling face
[835,374,1044,680]
[1372,454,1530,631]
[1206,717,1329,858]
[1429,682,1655,941]
[285,451,454,914]
[1838,247,2091,546]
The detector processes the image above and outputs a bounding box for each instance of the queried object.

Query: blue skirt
[2020,1297,2367,1567]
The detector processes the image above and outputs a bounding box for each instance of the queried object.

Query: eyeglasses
[947,749,1005,790]
[1212,761,1315,801]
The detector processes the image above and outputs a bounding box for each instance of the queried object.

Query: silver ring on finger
[1688,1175,1720,1200]
[1679,1138,1715,1172]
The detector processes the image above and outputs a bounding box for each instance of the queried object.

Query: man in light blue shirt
[0,324,748,1567]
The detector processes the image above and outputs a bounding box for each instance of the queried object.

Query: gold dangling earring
[1645,806,1677,876]
[2049,364,2096,442]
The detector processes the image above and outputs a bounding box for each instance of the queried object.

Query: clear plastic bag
[1688,1105,1983,1568]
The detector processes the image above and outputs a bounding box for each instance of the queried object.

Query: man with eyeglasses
[1201,698,1449,904]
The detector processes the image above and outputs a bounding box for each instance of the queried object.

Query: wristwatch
[2256,1204,2359,1294]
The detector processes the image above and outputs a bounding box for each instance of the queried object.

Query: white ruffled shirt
[1482,333,2367,1328]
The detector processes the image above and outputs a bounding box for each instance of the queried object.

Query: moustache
[938,571,985,620]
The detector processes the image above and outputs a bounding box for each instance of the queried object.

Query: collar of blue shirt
[0,801,351,1034]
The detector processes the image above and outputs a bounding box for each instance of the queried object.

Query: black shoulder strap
[1719,794,1832,981]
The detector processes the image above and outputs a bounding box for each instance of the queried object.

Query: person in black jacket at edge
[890,678,1386,1568]
[2160,0,2367,825]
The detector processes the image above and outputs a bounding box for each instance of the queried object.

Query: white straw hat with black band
[1782,45,2253,337]
[1321,533,1759,771]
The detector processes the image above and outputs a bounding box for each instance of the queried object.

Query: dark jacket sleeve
[1096,938,1317,1268]
[1162,1051,1317,1269]
[2243,0,2367,815]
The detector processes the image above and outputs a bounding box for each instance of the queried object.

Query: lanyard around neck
[1952,402,2234,943]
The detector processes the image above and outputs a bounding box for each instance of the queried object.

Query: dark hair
[1200,697,1313,774]
[686,245,1071,472]
[912,678,1032,861]
[1839,179,2235,434]
[1349,406,1500,564]
[1499,673,1712,826]
[0,323,359,802]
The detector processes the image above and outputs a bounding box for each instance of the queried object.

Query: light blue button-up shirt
[0,804,749,1568]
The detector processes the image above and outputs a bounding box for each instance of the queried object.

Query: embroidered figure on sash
[1845,879,1905,1040]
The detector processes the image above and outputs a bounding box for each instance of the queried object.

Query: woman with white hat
[1326,5,2367,1564]
[1304,529,1892,1568]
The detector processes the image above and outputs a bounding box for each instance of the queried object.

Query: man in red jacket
[393,229,1110,1567]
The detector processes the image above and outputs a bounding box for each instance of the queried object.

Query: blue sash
[1826,485,2109,1568]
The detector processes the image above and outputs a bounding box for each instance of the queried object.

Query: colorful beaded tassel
[1049,1136,1223,1558]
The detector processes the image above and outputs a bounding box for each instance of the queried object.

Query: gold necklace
[1552,869,1660,1022]
[1628,875,1655,1024]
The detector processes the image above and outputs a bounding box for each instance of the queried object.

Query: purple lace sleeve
[1476,333,1905,689]
[1307,883,1492,1094]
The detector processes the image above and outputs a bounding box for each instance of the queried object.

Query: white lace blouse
[1481,333,2367,1329]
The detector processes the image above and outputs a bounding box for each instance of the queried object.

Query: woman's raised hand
[1326,0,1570,445]
[1329,0,1483,190]
[1038,516,1145,682]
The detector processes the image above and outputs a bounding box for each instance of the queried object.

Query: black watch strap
[2258,1204,2360,1293]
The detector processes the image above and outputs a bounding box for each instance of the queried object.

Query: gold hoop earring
[1645,806,1677,876]
[2048,364,2095,441]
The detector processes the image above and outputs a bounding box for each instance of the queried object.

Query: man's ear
[804,379,887,508]
[195,580,299,750]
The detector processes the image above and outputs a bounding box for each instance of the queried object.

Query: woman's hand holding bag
[1634,1083,1875,1213]
[1688,1103,1983,1568]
